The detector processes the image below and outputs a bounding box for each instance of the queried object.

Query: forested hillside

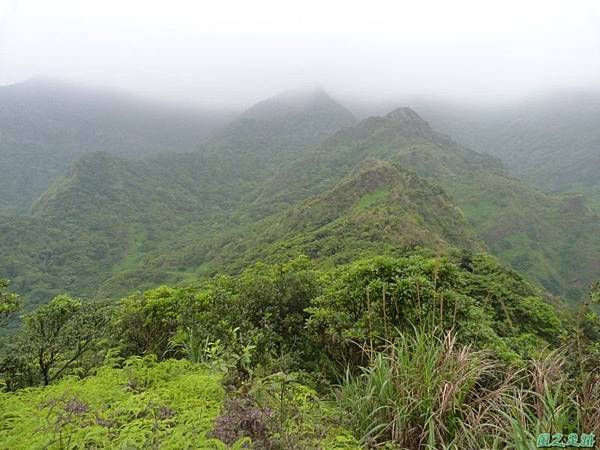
[2,91,599,308]
[415,91,600,209]
[0,88,357,306]
[2,83,600,449]
[249,106,600,299]
[0,78,234,211]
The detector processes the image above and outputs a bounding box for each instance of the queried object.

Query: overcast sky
[1,0,599,108]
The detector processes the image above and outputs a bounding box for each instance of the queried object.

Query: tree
[21,295,109,385]
[0,279,21,325]
[114,286,183,358]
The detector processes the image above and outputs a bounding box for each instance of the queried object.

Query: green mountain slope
[2,93,598,307]
[1,148,254,305]
[0,77,234,212]
[206,157,483,273]
[0,89,357,304]
[251,107,600,300]
[443,172,600,297]
[0,107,485,304]
[252,107,503,212]
[416,91,600,208]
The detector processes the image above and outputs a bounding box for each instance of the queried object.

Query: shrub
[0,357,232,449]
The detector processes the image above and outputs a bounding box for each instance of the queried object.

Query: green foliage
[179,257,323,379]
[0,357,232,449]
[2,253,566,389]
[0,279,21,325]
[114,286,187,358]
[591,282,600,305]
[337,330,600,449]
[307,255,562,367]
[0,254,591,449]
[1,295,110,389]
[247,371,361,449]
[462,254,564,346]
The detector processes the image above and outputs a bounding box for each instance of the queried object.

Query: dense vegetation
[1,254,599,448]
[0,358,230,449]
[0,77,233,212]
[2,88,598,308]
[418,91,600,209]
[2,82,600,448]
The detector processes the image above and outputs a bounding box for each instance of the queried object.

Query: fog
[1,0,600,108]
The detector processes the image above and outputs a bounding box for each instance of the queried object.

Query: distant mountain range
[404,91,600,209]
[1,80,599,309]
[0,77,235,211]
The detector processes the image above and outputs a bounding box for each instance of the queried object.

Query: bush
[113,286,187,358]
[0,357,232,449]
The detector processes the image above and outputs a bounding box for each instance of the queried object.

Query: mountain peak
[385,106,423,121]
[241,87,354,123]
[378,106,433,138]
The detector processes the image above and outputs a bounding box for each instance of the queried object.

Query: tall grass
[336,328,599,449]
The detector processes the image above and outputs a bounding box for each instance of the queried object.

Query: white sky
[1,0,599,107]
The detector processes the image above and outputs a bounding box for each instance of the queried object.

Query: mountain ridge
[1,92,599,306]
[0,78,236,212]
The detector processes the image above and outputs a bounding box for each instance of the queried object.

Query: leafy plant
[0,279,21,325]
[1,295,110,388]
[0,357,234,449]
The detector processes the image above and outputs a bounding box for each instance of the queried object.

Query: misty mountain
[0,88,355,304]
[252,106,504,211]
[0,77,235,211]
[2,88,599,308]
[249,106,600,298]
[203,87,356,172]
[0,100,481,305]
[413,91,600,209]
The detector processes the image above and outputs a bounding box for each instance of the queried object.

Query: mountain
[413,91,600,209]
[0,103,484,305]
[0,77,235,212]
[30,87,356,221]
[2,92,599,308]
[251,107,600,299]
[442,170,600,297]
[1,152,225,306]
[252,107,503,211]
[204,157,484,273]
[203,87,356,177]
[0,88,356,304]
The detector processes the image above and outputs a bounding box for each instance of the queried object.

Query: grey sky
[1,0,599,108]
